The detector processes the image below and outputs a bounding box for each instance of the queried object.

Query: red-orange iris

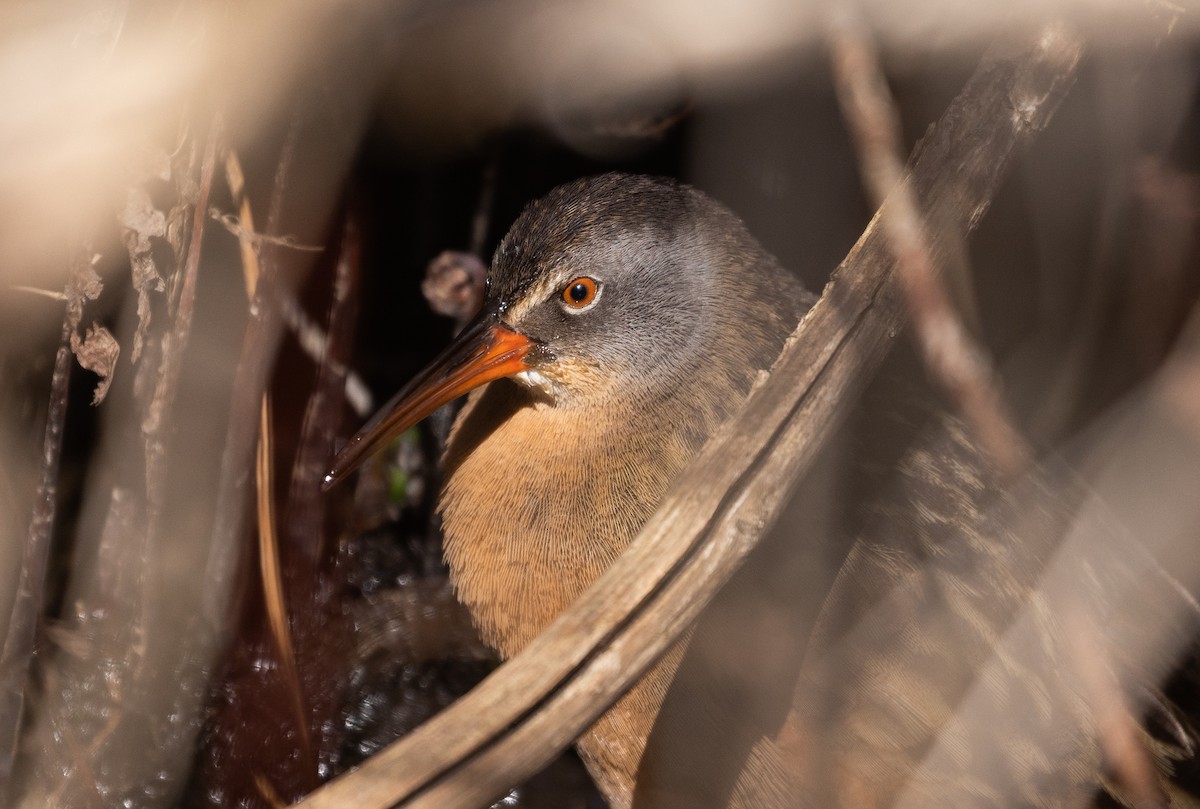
[562,276,599,308]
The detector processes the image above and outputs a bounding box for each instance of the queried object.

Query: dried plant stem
[287,212,362,564]
[144,117,221,489]
[829,12,1033,475]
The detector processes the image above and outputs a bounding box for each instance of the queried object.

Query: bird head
[323,173,803,490]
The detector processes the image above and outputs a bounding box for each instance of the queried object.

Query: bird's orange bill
[322,316,537,491]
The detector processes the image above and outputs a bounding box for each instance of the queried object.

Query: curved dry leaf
[71,323,120,405]
[62,253,119,404]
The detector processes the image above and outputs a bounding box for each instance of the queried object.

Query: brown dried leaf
[120,185,168,239]
[63,257,119,403]
[69,258,104,316]
[71,323,120,405]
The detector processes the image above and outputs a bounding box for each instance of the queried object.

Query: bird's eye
[561,276,600,309]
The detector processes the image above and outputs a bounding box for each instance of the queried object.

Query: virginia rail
[326,174,1197,808]
[326,173,810,804]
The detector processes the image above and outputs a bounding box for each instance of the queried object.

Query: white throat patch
[513,368,558,399]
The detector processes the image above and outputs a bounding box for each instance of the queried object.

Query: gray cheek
[513,248,711,380]
[599,285,708,374]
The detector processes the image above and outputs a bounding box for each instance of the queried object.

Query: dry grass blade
[257,395,314,770]
[295,23,1085,809]
[226,150,263,298]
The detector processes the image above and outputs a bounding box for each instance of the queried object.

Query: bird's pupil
[569,283,588,302]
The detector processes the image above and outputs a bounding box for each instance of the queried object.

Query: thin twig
[296,25,1085,809]
[225,150,370,418]
[829,11,1033,476]
[287,211,363,564]
[280,294,373,419]
[209,208,324,254]
[8,286,67,302]
[0,251,84,791]
[144,116,222,494]
[224,150,263,298]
